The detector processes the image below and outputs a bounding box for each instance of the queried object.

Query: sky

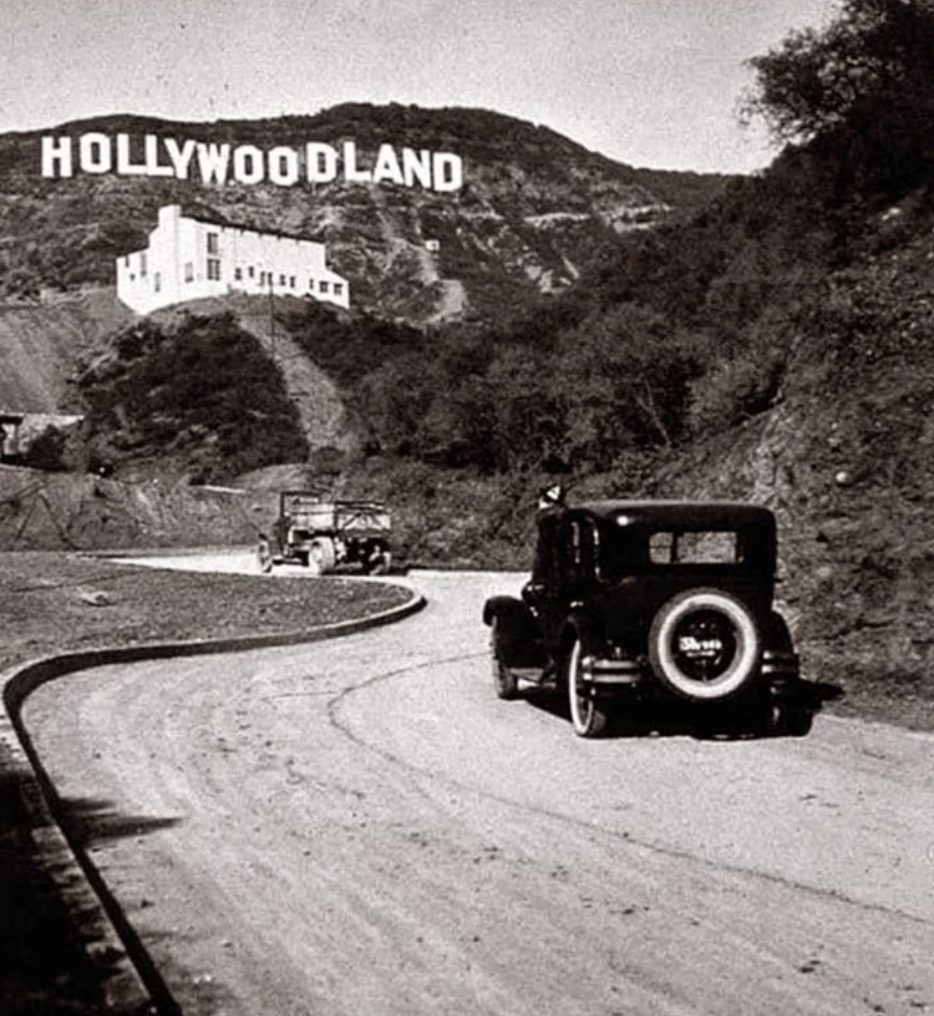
[0,0,838,174]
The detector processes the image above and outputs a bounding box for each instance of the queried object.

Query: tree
[743,0,934,172]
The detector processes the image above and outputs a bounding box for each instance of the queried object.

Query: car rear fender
[761,609,801,686]
[557,613,601,661]
[483,595,545,668]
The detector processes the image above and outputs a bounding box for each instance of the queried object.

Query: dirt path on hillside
[21,571,934,1016]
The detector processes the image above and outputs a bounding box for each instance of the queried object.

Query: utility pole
[268,272,275,360]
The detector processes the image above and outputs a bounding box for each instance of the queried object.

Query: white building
[116,204,349,315]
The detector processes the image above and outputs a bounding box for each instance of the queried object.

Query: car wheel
[566,636,608,738]
[490,620,520,700]
[649,588,762,701]
[749,691,780,738]
[257,540,273,574]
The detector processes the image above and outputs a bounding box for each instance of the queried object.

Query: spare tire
[648,588,761,701]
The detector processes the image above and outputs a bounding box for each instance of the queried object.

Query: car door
[524,512,597,653]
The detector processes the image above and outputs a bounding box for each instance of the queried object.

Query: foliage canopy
[744,0,934,190]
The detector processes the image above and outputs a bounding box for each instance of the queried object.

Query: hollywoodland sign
[40,132,464,192]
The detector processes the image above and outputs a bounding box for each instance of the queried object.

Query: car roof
[570,499,775,530]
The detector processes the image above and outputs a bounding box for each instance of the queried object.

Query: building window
[207,258,221,281]
[320,280,329,294]
[139,252,147,278]
[289,276,296,289]
[333,283,343,296]
[184,262,194,283]
[206,232,219,255]
[279,273,287,287]
[308,277,315,291]
[154,272,161,292]
[234,267,243,281]
[248,266,255,278]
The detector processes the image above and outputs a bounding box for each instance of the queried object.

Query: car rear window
[649,530,738,565]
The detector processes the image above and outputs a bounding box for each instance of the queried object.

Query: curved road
[22,571,934,1016]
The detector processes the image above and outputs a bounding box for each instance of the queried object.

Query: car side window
[531,513,601,591]
[649,530,738,565]
[559,518,598,586]
[649,532,676,564]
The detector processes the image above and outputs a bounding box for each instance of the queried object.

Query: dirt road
[21,571,934,1016]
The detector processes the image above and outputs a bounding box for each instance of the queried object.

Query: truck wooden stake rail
[258,492,392,575]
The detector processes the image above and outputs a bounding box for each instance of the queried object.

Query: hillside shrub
[744,0,934,197]
[78,312,308,482]
[21,426,70,473]
[688,345,787,434]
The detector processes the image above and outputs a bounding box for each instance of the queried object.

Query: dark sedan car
[483,497,815,738]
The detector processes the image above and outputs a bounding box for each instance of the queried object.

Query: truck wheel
[566,636,608,737]
[490,620,520,700]
[649,588,761,702]
[307,537,337,575]
[257,540,273,574]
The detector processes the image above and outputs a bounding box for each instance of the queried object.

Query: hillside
[642,204,934,723]
[3,42,934,730]
[0,288,133,411]
[0,104,727,326]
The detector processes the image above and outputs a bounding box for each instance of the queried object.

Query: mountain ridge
[0,103,729,323]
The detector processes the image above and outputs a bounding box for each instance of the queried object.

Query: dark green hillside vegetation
[276,299,427,387]
[346,0,934,474]
[743,0,934,196]
[76,311,308,482]
[277,0,934,726]
[9,2,934,729]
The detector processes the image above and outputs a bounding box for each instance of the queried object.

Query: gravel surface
[20,571,934,1016]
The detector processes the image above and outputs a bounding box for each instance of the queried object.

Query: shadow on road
[0,768,132,1015]
[57,796,180,848]
[519,678,844,740]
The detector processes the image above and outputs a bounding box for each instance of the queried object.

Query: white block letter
[372,144,404,185]
[197,142,231,184]
[164,138,197,179]
[432,152,463,192]
[116,134,147,175]
[402,148,432,189]
[305,143,338,182]
[342,141,371,183]
[143,135,174,177]
[41,136,73,178]
[268,146,299,186]
[79,132,112,174]
[233,145,264,184]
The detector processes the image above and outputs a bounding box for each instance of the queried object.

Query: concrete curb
[1,587,426,1016]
